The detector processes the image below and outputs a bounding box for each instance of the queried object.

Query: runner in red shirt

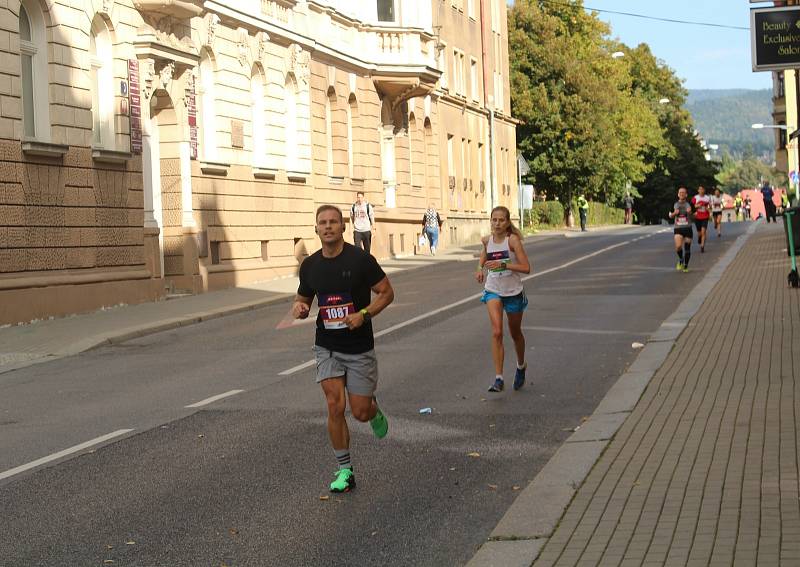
[691,186,712,253]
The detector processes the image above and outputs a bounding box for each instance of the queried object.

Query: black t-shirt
[297,243,386,354]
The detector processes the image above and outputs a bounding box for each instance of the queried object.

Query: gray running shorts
[313,345,378,397]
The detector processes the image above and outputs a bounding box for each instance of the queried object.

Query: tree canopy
[509,0,718,223]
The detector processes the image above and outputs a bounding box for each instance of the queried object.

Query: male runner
[293,205,394,493]
[669,187,693,273]
[691,186,711,253]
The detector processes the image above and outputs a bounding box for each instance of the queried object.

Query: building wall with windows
[0,0,516,323]
[432,0,517,245]
[1,0,162,325]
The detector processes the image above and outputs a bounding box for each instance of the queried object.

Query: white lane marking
[522,325,648,336]
[0,429,134,482]
[279,230,662,376]
[185,389,245,408]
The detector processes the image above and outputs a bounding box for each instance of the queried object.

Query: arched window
[346,94,356,179]
[198,51,217,161]
[285,74,298,171]
[90,16,114,148]
[19,0,49,140]
[325,88,334,176]
[251,66,266,166]
[409,112,424,189]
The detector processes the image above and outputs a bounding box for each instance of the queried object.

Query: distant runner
[293,205,394,493]
[734,193,743,221]
[710,188,723,238]
[475,206,531,392]
[669,187,693,273]
[691,185,711,253]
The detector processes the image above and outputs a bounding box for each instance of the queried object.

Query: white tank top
[484,236,523,297]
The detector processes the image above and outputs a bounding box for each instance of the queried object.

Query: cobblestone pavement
[535,223,800,566]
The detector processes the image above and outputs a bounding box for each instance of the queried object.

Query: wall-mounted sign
[751,6,800,71]
[128,59,142,154]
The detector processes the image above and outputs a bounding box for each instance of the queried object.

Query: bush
[524,201,565,228]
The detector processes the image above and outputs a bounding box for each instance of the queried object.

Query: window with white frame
[198,51,218,161]
[19,0,49,140]
[347,94,357,178]
[467,0,475,19]
[90,17,114,148]
[470,57,478,102]
[438,43,448,91]
[251,66,266,166]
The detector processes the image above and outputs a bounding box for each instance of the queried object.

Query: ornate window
[19,1,49,140]
[285,74,298,171]
[90,17,114,147]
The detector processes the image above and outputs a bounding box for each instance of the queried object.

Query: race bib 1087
[319,293,354,330]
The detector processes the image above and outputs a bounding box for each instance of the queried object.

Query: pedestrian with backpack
[350,191,375,254]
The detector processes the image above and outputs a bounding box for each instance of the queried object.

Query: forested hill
[686,89,773,158]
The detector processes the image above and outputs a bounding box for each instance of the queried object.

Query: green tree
[620,44,719,223]
[509,0,662,218]
[716,155,783,193]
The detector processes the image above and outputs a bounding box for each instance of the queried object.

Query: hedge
[586,202,625,225]
[524,201,565,228]
[521,200,625,229]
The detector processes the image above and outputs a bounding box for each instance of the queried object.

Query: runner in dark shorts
[669,187,693,273]
[691,185,711,253]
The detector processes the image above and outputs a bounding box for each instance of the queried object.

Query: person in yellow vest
[782,190,790,213]
[576,193,589,232]
[734,193,743,221]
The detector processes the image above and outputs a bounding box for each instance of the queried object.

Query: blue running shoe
[513,364,527,391]
[488,378,504,392]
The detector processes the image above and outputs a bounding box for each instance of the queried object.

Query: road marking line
[0,429,134,482]
[278,230,661,376]
[185,389,245,408]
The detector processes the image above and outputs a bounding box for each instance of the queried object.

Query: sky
[508,0,771,91]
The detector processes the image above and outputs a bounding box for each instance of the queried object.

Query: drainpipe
[479,0,496,209]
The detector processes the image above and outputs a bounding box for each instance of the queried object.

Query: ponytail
[491,206,522,239]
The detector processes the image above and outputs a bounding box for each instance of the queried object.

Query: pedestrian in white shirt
[350,191,375,254]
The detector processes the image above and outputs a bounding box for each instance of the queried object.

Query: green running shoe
[370,408,388,439]
[329,468,356,493]
[682,265,689,273]
[676,261,683,271]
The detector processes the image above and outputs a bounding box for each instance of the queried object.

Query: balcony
[133,0,203,18]
[367,26,441,101]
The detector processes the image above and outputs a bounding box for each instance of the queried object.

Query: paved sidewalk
[530,223,800,565]
[0,246,477,375]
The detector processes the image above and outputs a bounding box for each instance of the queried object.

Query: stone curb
[466,221,760,567]
[0,247,481,376]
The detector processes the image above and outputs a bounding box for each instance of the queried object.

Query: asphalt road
[0,223,749,567]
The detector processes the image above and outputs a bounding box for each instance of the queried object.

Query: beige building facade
[0,0,516,324]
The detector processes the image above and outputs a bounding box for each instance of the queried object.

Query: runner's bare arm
[293,294,313,319]
[343,277,394,330]
[476,236,489,283]
[507,234,531,274]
